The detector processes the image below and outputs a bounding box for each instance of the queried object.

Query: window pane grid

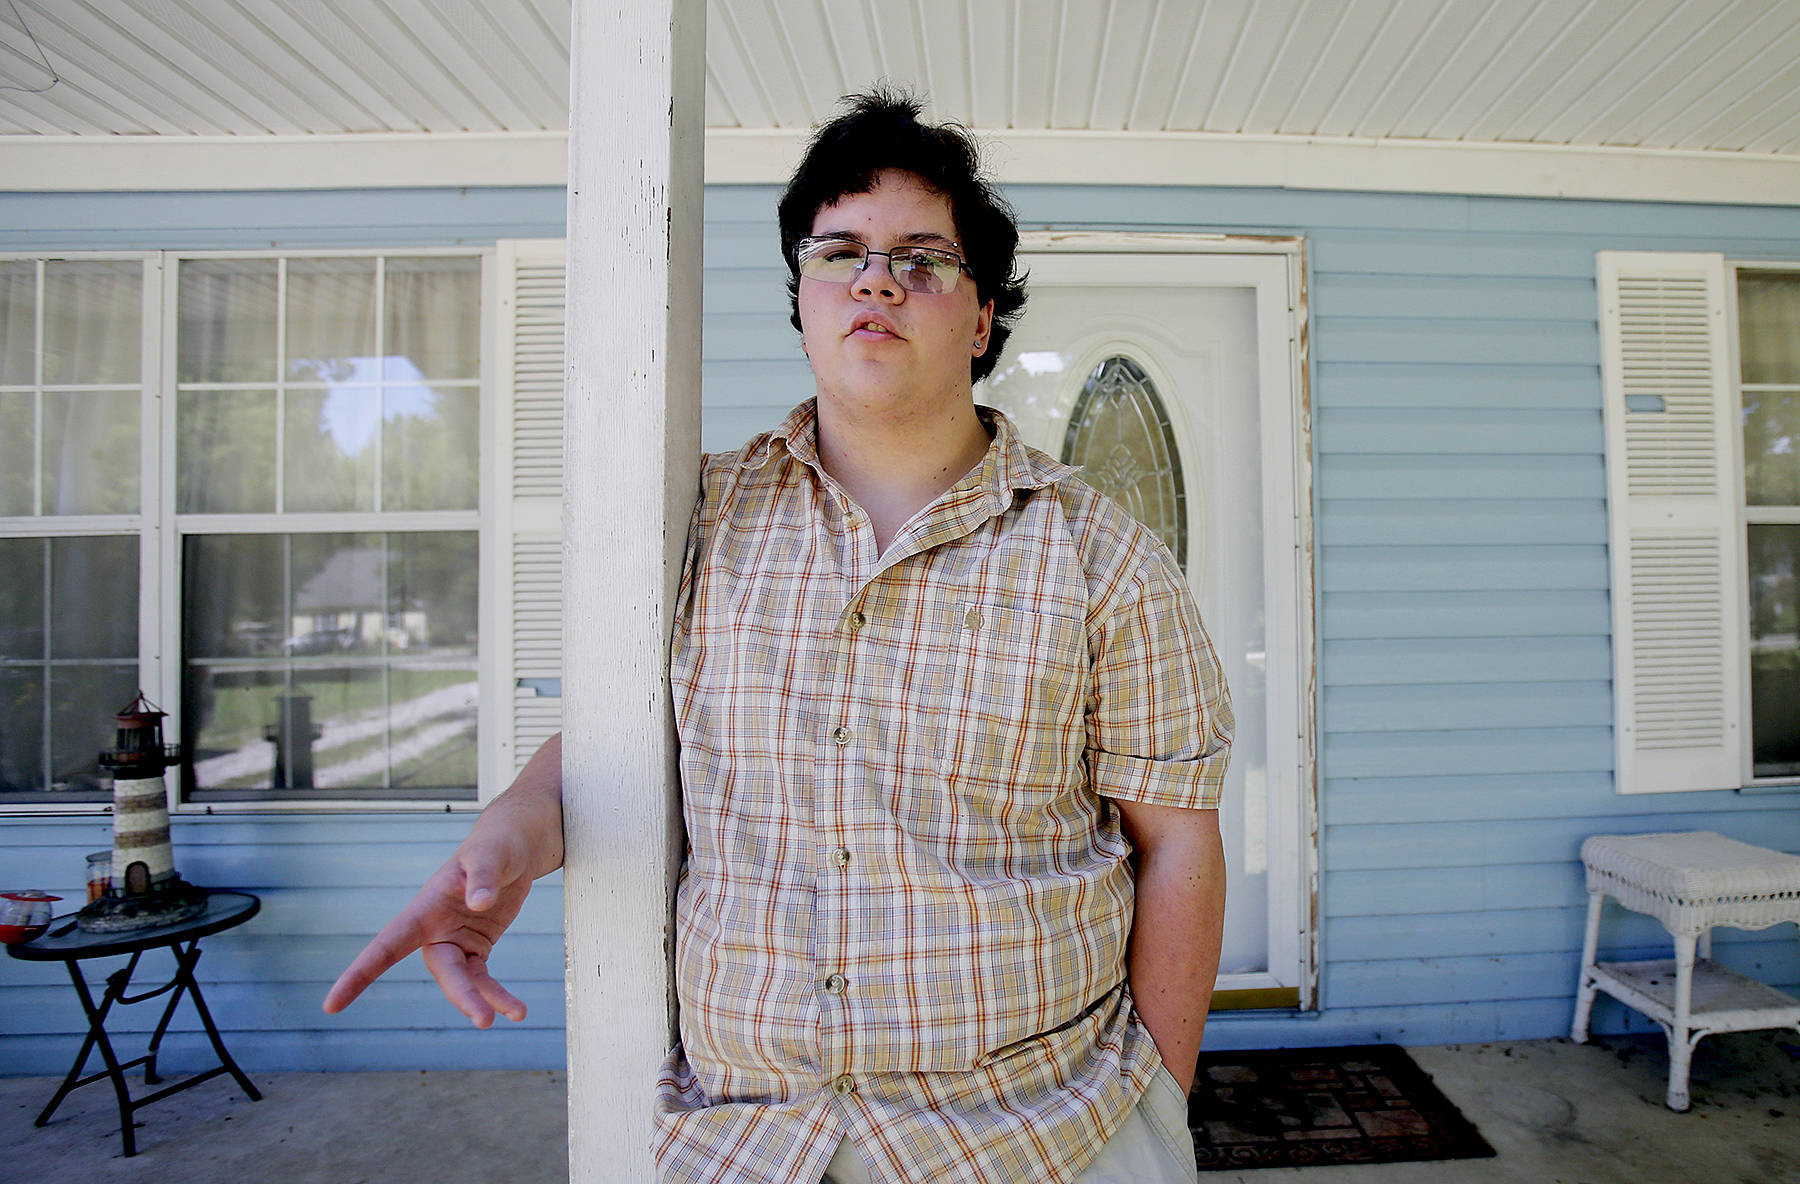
[182,530,477,802]
[176,253,480,517]
[0,258,144,519]
[2,249,484,809]
[0,535,137,802]
[1737,265,1800,780]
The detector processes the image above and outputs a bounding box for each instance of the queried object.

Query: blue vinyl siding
[3,180,1799,1072]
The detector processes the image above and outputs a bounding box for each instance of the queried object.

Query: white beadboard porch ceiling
[3,0,1799,202]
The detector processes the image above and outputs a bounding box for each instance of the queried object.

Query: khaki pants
[821,1065,1198,1184]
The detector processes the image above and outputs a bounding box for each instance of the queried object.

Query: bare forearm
[475,732,566,880]
[1122,809,1226,1094]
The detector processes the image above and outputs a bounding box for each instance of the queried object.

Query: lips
[850,312,900,338]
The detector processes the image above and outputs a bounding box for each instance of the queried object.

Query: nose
[851,251,902,300]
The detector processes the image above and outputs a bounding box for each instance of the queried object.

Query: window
[0,535,141,804]
[174,255,483,804]
[0,247,542,812]
[1737,268,1800,779]
[1060,354,1189,572]
[1599,251,1800,793]
[0,257,151,805]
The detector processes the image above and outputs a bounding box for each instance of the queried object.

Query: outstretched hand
[323,734,565,1028]
[323,831,537,1027]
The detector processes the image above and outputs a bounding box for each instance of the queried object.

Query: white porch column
[563,1,704,1180]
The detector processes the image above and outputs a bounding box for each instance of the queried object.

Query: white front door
[981,240,1313,1005]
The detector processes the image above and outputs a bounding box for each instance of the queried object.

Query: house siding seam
[1,183,1798,1073]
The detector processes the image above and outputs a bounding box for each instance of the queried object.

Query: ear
[972,299,996,357]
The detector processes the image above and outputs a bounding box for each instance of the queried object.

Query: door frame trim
[1015,232,1317,1011]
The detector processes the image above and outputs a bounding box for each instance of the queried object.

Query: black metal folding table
[6,890,263,1156]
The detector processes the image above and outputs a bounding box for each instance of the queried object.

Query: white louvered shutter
[1598,251,1744,793]
[482,239,566,797]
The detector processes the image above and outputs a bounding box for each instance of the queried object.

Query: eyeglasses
[794,236,972,295]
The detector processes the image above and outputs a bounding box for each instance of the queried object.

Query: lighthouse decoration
[78,692,207,932]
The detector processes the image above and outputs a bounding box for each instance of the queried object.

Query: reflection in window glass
[159,251,484,803]
[50,664,141,785]
[0,535,137,802]
[0,668,44,795]
[1,260,35,387]
[182,531,477,801]
[385,384,478,510]
[1740,273,1800,511]
[1061,355,1188,571]
[286,258,376,382]
[0,392,31,517]
[0,537,45,659]
[385,257,480,380]
[183,532,284,659]
[1742,390,1800,508]
[285,386,378,512]
[290,532,385,657]
[177,389,277,513]
[42,390,139,515]
[1740,271,1800,387]
[50,536,137,659]
[291,667,389,790]
[389,532,479,649]
[179,259,278,384]
[390,664,479,788]
[2,259,145,521]
[44,260,141,385]
[1749,524,1800,777]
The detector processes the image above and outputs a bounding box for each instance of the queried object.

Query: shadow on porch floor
[2,1031,1795,1183]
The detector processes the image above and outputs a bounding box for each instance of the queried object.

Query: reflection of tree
[0,667,43,791]
[177,390,277,512]
[45,391,139,515]
[275,383,479,514]
[286,388,374,512]
[385,386,478,511]
[0,395,31,515]
[176,262,279,385]
[1742,392,1800,506]
[1748,523,1800,772]
[391,532,478,647]
[1748,525,1796,639]
[288,358,358,384]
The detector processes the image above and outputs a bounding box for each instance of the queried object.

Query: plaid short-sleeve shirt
[653,401,1232,1184]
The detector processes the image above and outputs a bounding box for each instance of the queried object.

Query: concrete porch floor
[3,1031,1796,1183]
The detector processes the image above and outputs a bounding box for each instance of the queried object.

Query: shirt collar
[745,399,1079,498]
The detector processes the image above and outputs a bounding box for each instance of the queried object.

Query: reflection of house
[287,548,426,653]
[2,10,1799,1155]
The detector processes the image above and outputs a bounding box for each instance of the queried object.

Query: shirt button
[832,1075,857,1095]
[830,847,852,869]
[823,973,848,995]
[831,725,852,746]
[847,611,866,632]
[963,607,982,631]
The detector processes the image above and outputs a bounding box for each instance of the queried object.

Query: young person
[326,89,1231,1184]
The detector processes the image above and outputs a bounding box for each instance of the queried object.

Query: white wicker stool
[1571,831,1800,1110]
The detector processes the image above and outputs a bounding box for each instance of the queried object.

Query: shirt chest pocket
[933,601,1088,792]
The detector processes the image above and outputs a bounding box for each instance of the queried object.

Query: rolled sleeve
[1087,548,1233,811]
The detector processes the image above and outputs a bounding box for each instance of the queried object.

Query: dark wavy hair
[778,87,1027,384]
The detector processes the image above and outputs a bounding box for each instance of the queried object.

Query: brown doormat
[1188,1044,1496,1171]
